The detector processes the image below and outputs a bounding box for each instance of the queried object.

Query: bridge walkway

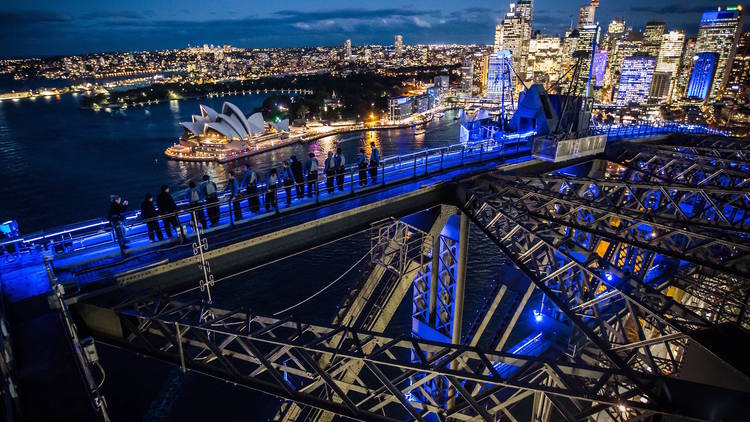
[1,139,533,304]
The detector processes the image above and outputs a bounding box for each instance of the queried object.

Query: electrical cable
[170,227,371,298]
[95,361,106,389]
[272,242,379,316]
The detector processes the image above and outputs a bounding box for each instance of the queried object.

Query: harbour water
[0,90,459,234]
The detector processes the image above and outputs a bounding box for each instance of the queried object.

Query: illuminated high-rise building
[695,6,744,100]
[601,18,626,55]
[574,24,601,96]
[604,32,643,102]
[461,59,474,95]
[674,37,698,100]
[728,31,750,103]
[478,53,490,95]
[616,53,656,105]
[344,39,352,60]
[394,35,403,57]
[516,0,534,22]
[486,50,515,111]
[655,30,686,101]
[687,52,719,100]
[494,2,532,84]
[592,50,608,88]
[530,35,562,85]
[577,1,598,29]
[643,21,666,56]
[607,19,626,37]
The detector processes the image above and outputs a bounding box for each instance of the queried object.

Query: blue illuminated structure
[485,50,515,120]
[686,52,718,100]
[615,53,656,106]
[592,49,608,88]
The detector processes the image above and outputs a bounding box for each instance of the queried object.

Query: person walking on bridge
[107,195,128,255]
[281,160,294,206]
[225,171,242,222]
[186,180,207,231]
[242,164,260,213]
[265,168,279,212]
[141,193,164,242]
[305,152,319,198]
[369,142,380,184]
[334,147,346,192]
[290,155,304,199]
[157,185,185,241]
[324,151,335,195]
[357,148,368,187]
[201,174,220,227]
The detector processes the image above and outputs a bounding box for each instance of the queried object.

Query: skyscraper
[607,19,626,37]
[655,30,686,101]
[575,24,601,96]
[516,0,534,22]
[461,60,474,95]
[577,1,598,29]
[394,35,403,57]
[486,50,515,112]
[728,31,750,103]
[604,32,643,102]
[616,53,657,105]
[643,22,666,57]
[344,39,352,61]
[494,3,532,84]
[695,6,744,100]
[529,35,562,85]
[687,52,719,100]
[674,37,698,100]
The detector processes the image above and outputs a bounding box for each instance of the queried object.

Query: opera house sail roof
[179,101,289,144]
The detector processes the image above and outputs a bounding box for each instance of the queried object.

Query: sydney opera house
[180,101,289,143]
[167,101,291,162]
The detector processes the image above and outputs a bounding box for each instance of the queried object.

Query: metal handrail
[1,121,711,256]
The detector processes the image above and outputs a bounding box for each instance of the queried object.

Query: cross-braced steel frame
[456,141,750,420]
[95,296,745,422]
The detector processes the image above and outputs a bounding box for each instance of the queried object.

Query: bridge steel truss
[88,295,729,422]
[457,141,750,420]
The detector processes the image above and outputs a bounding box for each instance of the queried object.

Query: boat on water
[435,112,445,119]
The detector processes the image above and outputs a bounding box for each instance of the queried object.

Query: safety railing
[590,121,728,141]
[0,134,533,261]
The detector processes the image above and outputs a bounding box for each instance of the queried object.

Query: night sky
[0,0,734,57]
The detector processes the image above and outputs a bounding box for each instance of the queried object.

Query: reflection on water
[0,91,459,232]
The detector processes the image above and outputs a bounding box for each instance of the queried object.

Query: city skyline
[0,0,738,57]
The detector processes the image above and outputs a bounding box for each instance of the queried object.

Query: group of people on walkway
[107,143,381,254]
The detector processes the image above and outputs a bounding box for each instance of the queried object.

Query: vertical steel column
[451,212,469,346]
[428,233,440,326]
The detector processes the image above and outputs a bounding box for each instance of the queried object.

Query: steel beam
[76,297,750,421]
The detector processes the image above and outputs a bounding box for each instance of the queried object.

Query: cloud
[0,10,72,24]
[412,16,431,28]
[630,3,718,15]
[273,8,440,21]
[80,10,145,20]
[0,6,500,56]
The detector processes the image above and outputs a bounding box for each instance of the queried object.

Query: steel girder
[482,173,750,328]
[461,187,702,376]
[543,162,750,234]
[651,138,750,170]
[457,174,750,419]
[484,173,750,277]
[92,297,730,422]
